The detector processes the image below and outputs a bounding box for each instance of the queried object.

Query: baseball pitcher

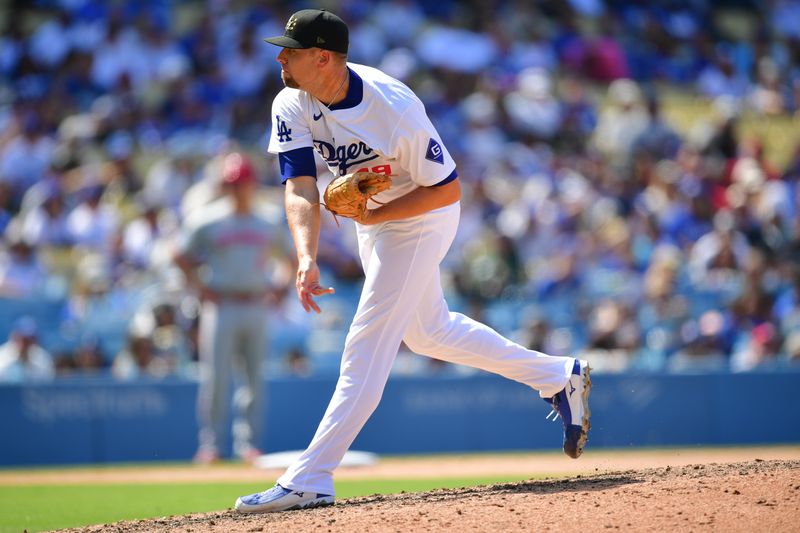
[236,9,592,513]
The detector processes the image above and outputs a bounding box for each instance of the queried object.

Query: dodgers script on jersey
[268,63,456,206]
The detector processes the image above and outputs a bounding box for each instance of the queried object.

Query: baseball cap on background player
[222,152,256,186]
[263,9,349,54]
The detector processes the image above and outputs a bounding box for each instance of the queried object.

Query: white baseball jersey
[268,63,457,204]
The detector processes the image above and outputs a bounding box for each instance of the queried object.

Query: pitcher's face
[276,47,322,90]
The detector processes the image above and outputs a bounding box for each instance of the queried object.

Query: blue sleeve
[432,169,458,186]
[278,147,317,183]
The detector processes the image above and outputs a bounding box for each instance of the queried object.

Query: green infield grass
[0,475,536,533]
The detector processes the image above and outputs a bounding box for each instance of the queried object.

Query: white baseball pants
[277,202,573,495]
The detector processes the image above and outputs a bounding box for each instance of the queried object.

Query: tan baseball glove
[322,171,392,221]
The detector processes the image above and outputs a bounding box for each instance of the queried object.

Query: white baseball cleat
[543,358,592,458]
[235,484,334,513]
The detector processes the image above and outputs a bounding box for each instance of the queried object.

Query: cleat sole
[573,365,592,458]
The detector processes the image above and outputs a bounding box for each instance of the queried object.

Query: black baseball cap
[264,9,349,54]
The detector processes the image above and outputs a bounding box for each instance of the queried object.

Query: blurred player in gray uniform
[236,9,592,512]
[174,152,274,464]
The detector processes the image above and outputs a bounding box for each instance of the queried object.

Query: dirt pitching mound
[67,459,800,532]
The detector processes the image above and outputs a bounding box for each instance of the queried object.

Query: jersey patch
[425,138,444,164]
[276,115,292,142]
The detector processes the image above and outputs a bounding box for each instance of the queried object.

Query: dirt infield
[53,449,800,533]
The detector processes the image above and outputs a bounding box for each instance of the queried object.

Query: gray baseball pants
[197,299,267,457]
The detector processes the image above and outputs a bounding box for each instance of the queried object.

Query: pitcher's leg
[403,272,591,458]
[277,210,455,495]
[403,275,572,397]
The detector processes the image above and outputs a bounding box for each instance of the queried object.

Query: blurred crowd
[1,0,800,383]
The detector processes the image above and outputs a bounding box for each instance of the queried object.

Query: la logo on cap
[286,16,297,31]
